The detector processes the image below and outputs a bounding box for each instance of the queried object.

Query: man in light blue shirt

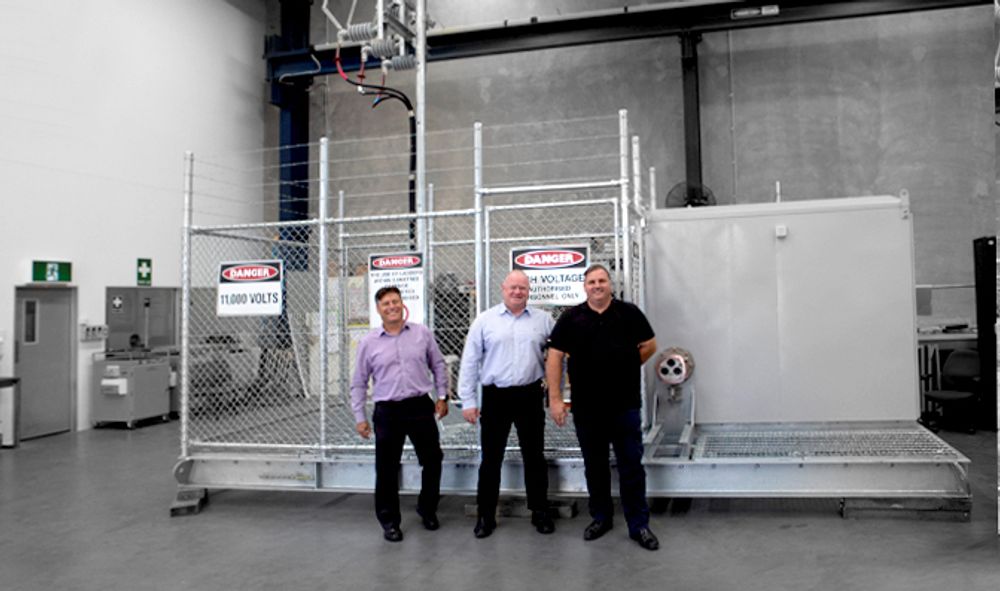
[458,270,555,538]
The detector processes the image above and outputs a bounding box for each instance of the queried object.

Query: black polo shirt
[548,298,654,414]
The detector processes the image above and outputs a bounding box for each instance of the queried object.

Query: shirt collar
[378,322,410,337]
[584,298,616,315]
[501,305,530,317]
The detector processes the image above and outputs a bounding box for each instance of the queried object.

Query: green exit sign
[32,260,72,282]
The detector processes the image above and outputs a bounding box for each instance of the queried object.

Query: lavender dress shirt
[350,322,448,424]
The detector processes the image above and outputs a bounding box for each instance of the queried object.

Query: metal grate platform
[188,407,584,459]
[177,422,972,499]
[441,419,582,461]
[693,427,966,461]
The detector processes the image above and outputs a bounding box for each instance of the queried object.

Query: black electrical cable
[336,52,418,247]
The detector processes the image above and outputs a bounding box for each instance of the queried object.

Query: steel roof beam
[267,0,985,82]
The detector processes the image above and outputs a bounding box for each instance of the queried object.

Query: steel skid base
[646,422,971,520]
[171,421,970,519]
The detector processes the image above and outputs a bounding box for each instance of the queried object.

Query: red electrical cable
[334,43,411,113]
[335,45,350,81]
[334,44,364,83]
[372,71,387,108]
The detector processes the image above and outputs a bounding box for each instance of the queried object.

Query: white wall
[0,0,267,431]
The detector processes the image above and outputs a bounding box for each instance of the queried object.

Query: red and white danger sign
[510,245,589,306]
[217,260,284,316]
[367,252,426,328]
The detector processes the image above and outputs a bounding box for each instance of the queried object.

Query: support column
[271,0,312,223]
[680,32,703,204]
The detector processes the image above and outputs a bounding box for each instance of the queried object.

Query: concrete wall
[304,1,992,325]
[699,11,993,319]
[0,0,268,432]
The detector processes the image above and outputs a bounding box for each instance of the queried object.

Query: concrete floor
[0,422,997,591]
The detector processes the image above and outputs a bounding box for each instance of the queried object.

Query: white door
[15,287,74,438]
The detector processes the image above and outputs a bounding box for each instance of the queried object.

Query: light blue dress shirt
[457,304,555,409]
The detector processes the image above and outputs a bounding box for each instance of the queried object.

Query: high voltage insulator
[344,22,377,42]
[387,55,416,71]
[368,38,397,59]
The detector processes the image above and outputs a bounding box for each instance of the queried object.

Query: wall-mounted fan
[664,181,716,208]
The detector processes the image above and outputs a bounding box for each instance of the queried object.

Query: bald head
[504,270,529,286]
[501,270,531,314]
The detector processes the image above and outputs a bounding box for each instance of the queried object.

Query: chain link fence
[182,111,648,461]
[187,222,321,451]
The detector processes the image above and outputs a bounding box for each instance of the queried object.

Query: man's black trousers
[373,395,442,527]
[476,382,549,518]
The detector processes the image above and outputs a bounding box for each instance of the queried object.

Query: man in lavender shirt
[351,286,449,542]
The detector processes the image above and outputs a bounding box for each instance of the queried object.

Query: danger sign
[367,252,426,329]
[511,245,589,306]
[217,260,284,316]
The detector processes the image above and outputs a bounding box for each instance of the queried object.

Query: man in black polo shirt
[545,263,659,551]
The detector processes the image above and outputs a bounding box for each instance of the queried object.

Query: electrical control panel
[80,324,109,342]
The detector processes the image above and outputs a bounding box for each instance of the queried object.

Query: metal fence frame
[179,113,643,462]
[172,111,969,515]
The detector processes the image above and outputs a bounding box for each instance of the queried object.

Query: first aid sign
[217,260,284,316]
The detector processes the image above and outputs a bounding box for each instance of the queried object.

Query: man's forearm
[545,350,565,402]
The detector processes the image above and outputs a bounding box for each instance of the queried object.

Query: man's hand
[462,407,480,425]
[545,347,568,427]
[549,398,568,427]
[355,421,371,439]
[435,398,449,420]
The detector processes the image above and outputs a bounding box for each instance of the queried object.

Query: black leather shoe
[629,527,659,551]
[417,510,440,531]
[531,511,555,534]
[582,519,612,541]
[473,516,496,539]
[382,525,404,542]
